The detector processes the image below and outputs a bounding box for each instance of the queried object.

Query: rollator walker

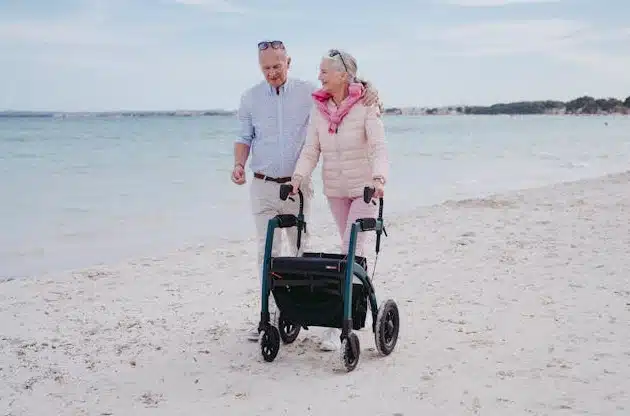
[257,184,400,372]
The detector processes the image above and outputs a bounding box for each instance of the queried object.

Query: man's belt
[253,172,292,183]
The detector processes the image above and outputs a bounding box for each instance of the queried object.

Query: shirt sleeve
[235,91,254,146]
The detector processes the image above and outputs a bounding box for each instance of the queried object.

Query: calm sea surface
[1,115,629,278]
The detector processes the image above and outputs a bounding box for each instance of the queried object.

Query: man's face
[259,48,290,88]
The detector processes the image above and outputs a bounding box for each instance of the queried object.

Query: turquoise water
[1,115,629,278]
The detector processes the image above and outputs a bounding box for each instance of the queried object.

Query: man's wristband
[234,163,244,169]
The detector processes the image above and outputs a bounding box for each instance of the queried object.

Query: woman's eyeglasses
[258,40,285,50]
[328,49,349,73]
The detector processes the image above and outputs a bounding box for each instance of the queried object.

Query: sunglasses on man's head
[258,40,285,50]
[328,49,348,72]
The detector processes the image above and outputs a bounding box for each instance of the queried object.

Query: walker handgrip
[279,184,292,201]
[357,218,377,231]
[363,186,375,203]
[276,214,297,228]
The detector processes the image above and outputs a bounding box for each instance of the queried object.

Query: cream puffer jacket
[292,101,388,199]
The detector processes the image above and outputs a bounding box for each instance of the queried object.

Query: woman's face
[318,58,346,93]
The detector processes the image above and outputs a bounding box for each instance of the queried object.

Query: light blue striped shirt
[236,77,317,178]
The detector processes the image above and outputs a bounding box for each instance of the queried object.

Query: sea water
[1,114,629,278]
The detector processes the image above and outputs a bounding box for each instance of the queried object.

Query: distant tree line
[462,100,565,115]
[4,95,630,118]
[384,95,630,115]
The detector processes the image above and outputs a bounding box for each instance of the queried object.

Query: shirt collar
[267,78,293,96]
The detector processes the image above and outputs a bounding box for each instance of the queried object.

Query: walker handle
[279,184,292,201]
[363,186,375,203]
[362,186,386,253]
[278,184,306,252]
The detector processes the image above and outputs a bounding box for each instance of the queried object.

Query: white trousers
[249,177,313,280]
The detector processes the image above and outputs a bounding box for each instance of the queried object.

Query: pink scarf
[312,82,364,133]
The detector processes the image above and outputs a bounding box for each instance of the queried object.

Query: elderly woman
[289,49,389,351]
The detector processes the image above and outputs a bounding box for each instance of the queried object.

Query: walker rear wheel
[374,299,399,356]
[278,312,300,344]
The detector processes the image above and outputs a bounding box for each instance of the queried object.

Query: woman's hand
[289,176,302,195]
[361,81,380,107]
[373,178,385,198]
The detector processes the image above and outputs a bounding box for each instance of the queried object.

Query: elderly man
[232,40,380,343]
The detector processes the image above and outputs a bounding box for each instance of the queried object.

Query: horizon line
[2,95,628,115]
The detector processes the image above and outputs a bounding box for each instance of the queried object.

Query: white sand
[2,172,630,415]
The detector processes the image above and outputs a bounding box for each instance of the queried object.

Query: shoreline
[0,169,623,283]
[1,170,629,415]
[4,169,628,282]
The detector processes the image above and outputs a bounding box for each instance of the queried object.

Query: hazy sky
[1,0,629,111]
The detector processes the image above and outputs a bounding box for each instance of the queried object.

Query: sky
[1,0,629,111]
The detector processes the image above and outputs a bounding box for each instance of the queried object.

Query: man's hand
[360,80,380,107]
[231,164,246,185]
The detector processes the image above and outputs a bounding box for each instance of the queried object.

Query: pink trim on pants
[327,196,378,256]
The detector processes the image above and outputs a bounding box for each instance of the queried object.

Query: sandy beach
[1,171,629,415]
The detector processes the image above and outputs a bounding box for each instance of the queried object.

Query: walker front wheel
[339,332,361,372]
[260,326,280,362]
